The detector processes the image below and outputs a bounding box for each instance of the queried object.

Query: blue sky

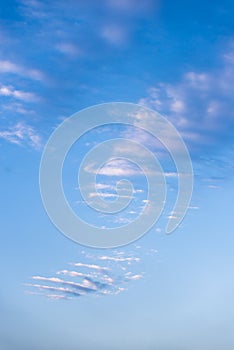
[1,0,234,349]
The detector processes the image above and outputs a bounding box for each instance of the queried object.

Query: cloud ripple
[26,250,144,300]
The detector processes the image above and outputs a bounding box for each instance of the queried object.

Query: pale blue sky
[0,0,234,349]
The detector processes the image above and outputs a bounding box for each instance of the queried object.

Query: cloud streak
[0,122,41,149]
[0,60,44,81]
[26,250,145,300]
[0,85,38,102]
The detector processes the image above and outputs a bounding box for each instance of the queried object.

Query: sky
[0,0,234,349]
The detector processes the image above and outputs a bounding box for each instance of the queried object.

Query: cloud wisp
[26,251,144,300]
[139,43,234,151]
[0,60,45,82]
[0,122,41,149]
[0,85,38,102]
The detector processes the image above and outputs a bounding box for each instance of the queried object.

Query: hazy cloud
[0,60,44,81]
[139,44,234,150]
[0,122,41,149]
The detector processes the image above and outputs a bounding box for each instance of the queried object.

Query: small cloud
[1,102,36,115]
[167,215,178,219]
[99,256,140,263]
[125,273,143,281]
[0,60,21,74]
[85,159,143,177]
[71,262,110,272]
[0,60,45,81]
[106,0,156,14]
[0,85,38,102]
[56,270,92,278]
[56,43,82,57]
[0,122,41,149]
[185,71,210,90]
[26,283,82,298]
[101,24,128,45]
[171,99,185,113]
[207,185,220,189]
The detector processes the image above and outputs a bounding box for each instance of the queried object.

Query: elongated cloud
[0,122,41,149]
[72,262,110,272]
[0,60,44,81]
[99,256,140,263]
[26,250,146,300]
[0,85,38,102]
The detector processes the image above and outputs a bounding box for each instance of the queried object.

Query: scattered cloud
[1,102,36,115]
[101,24,128,45]
[88,191,133,200]
[56,43,82,57]
[106,0,156,14]
[0,85,38,102]
[139,44,234,150]
[99,255,140,263]
[0,122,41,149]
[26,250,145,300]
[85,158,143,177]
[0,60,44,81]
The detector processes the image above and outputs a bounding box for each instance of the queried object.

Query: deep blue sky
[0,1,234,349]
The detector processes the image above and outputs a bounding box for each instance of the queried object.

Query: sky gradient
[1,1,234,349]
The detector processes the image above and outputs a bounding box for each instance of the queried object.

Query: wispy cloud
[0,60,44,81]
[56,43,82,57]
[26,250,145,300]
[101,24,128,46]
[71,262,110,272]
[0,85,38,102]
[84,158,143,177]
[106,0,156,15]
[99,255,140,263]
[139,43,234,150]
[0,122,41,149]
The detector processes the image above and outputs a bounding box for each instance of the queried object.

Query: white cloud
[139,64,234,147]
[125,273,143,281]
[45,294,68,300]
[56,270,92,278]
[99,256,140,263]
[27,250,145,300]
[101,24,127,45]
[95,183,115,190]
[0,85,38,102]
[0,122,41,149]
[1,102,36,115]
[72,262,110,272]
[56,43,82,57]
[0,59,44,81]
[171,99,185,113]
[32,276,98,292]
[185,71,210,90]
[106,0,156,14]
[88,191,133,200]
[26,283,82,297]
[207,184,220,189]
[85,159,143,177]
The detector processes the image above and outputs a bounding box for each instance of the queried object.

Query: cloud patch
[0,122,41,149]
[0,60,44,81]
[0,85,38,102]
[139,43,234,150]
[26,251,145,300]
